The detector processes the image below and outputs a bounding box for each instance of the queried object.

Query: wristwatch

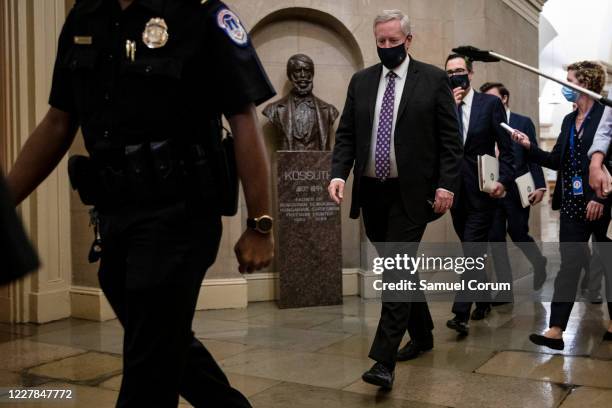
[247,215,274,234]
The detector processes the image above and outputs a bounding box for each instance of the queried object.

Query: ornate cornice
[502,0,547,27]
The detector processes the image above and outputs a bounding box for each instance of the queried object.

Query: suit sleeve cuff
[330,178,345,184]
[436,188,454,196]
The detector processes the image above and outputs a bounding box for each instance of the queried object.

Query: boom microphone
[452,45,612,108]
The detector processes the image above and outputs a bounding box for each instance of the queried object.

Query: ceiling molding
[502,0,547,27]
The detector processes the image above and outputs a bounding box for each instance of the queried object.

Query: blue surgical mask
[561,86,579,102]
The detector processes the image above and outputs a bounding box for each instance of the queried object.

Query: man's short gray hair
[373,10,411,36]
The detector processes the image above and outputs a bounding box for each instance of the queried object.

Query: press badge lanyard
[568,108,591,196]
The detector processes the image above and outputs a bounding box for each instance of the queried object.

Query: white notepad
[515,172,536,208]
[478,154,499,194]
[603,166,612,195]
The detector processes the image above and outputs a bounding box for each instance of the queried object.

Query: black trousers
[361,178,431,369]
[550,215,612,330]
[98,200,251,408]
[488,189,546,297]
[451,197,495,320]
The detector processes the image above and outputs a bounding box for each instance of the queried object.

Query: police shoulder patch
[216,8,248,46]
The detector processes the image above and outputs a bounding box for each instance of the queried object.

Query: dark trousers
[550,215,612,330]
[451,198,495,320]
[581,235,605,297]
[360,177,431,369]
[488,190,546,297]
[98,200,251,408]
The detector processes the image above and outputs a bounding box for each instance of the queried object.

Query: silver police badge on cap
[142,17,169,49]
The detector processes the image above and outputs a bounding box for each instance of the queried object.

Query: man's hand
[511,130,531,149]
[586,200,604,221]
[228,103,274,274]
[528,189,545,205]
[589,152,610,199]
[489,182,506,198]
[328,179,345,204]
[234,229,274,274]
[452,87,464,106]
[433,188,454,214]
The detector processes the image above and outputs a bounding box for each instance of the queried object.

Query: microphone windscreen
[452,46,500,63]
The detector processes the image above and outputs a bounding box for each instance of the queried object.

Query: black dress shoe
[396,338,434,361]
[446,317,469,336]
[529,333,564,350]
[533,258,547,291]
[362,362,394,389]
[470,306,491,320]
[603,331,612,341]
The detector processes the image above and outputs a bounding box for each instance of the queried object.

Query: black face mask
[449,74,470,90]
[377,42,407,70]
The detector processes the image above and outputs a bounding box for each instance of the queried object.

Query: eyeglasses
[446,68,468,75]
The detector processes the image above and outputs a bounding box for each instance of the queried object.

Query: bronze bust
[263,54,339,151]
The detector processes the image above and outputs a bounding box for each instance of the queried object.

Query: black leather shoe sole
[446,319,469,336]
[529,334,564,350]
[362,372,393,389]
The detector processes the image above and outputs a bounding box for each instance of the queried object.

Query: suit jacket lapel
[581,104,604,149]
[367,65,382,132]
[465,92,482,146]
[509,112,517,128]
[396,59,420,123]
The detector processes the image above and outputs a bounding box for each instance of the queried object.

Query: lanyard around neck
[569,107,592,171]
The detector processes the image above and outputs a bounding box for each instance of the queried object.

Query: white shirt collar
[462,87,474,107]
[382,54,410,80]
[506,108,511,121]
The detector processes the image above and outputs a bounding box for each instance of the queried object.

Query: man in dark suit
[328,10,463,389]
[444,55,514,336]
[480,82,548,303]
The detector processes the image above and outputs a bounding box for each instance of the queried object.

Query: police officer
[6,0,275,407]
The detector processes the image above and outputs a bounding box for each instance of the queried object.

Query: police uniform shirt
[49,0,276,154]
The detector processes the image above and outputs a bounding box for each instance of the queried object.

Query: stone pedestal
[276,151,342,308]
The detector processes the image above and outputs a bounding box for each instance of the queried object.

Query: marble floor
[0,201,609,407]
[0,293,611,408]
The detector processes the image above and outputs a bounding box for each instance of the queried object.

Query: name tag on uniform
[73,36,93,45]
[572,176,584,196]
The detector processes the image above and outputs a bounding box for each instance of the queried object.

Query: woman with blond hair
[512,61,612,350]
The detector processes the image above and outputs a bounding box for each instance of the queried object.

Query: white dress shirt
[588,106,612,157]
[363,56,410,178]
[459,88,474,144]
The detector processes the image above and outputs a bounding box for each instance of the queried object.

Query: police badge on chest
[143,17,169,49]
